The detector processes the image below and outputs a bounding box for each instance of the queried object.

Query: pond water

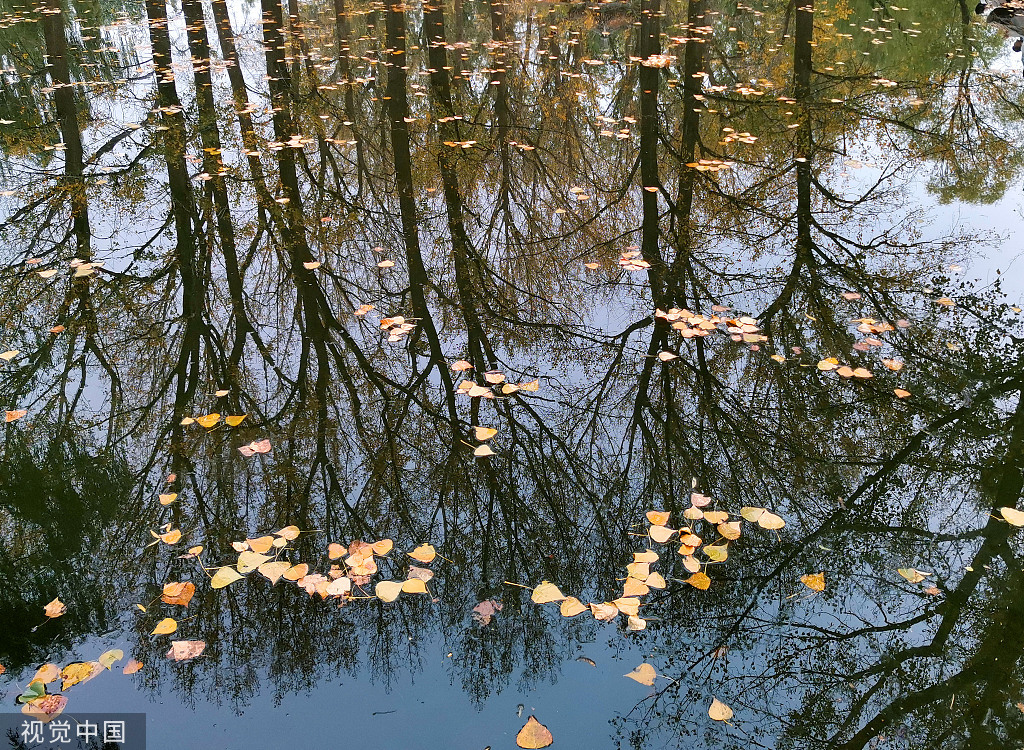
[2,0,1024,747]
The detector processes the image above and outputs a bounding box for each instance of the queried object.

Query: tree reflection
[0,0,1023,747]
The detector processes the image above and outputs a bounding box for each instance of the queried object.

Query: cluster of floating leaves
[656,307,766,344]
[15,647,141,723]
[523,491,786,631]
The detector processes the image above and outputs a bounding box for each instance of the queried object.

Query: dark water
[1,0,1024,747]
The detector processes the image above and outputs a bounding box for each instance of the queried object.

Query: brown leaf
[43,598,67,618]
[166,640,206,661]
[123,659,143,675]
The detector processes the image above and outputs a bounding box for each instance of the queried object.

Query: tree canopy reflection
[0,0,1023,747]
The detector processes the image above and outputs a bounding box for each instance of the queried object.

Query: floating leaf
[590,602,619,621]
[158,528,182,545]
[709,698,734,722]
[646,510,670,526]
[531,581,565,604]
[43,597,67,618]
[158,493,177,505]
[210,566,243,589]
[645,572,666,589]
[897,568,929,583]
[60,661,101,690]
[1000,507,1024,526]
[161,582,195,607]
[649,525,676,543]
[32,664,59,684]
[474,426,498,441]
[375,580,403,602]
[151,617,177,635]
[402,578,428,594]
[371,539,393,555]
[5,409,27,422]
[685,571,711,590]
[407,565,434,582]
[625,662,656,686]
[612,597,640,616]
[99,649,124,670]
[627,615,647,631]
[17,680,46,704]
[248,536,276,553]
[800,572,825,592]
[623,577,650,597]
[194,413,220,428]
[516,716,554,749]
[704,544,729,562]
[258,561,291,585]
[474,444,495,457]
[0,350,19,361]
[225,415,246,427]
[237,550,271,573]
[22,694,67,721]
[275,525,300,540]
[283,563,309,581]
[123,659,143,675]
[238,439,272,456]
[559,597,587,617]
[408,544,437,563]
[166,640,205,661]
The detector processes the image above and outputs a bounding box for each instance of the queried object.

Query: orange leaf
[161,581,196,607]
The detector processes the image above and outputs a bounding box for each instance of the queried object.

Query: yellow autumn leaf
[237,550,271,573]
[401,578,428,594]
[408,544,436,563]
[685,571,711,590]
[474,426,498,441]
[99,649,123,670]
[800,572,825,592]
[210,566,243,589]
[151,618,177,635]
[194,413,220,428]
[225,415,246,427]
